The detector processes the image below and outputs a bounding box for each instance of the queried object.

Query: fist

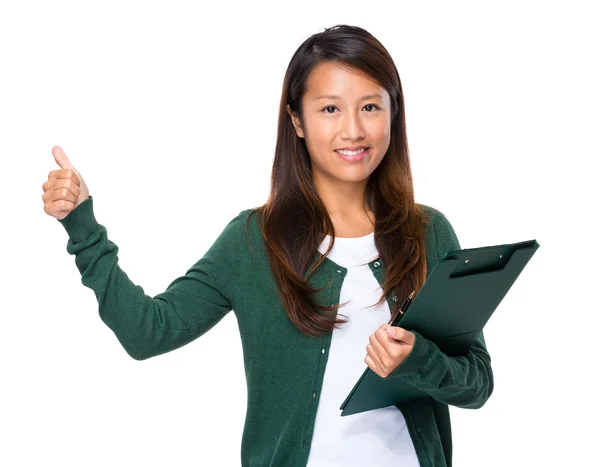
[42,145,90,220]
[365,324,416,379]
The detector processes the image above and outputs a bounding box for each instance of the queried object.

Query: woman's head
[279,24,408,208]
[247,25,428,337]
[287,60,392,194]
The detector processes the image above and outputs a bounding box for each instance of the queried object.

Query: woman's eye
[321,104,380,113]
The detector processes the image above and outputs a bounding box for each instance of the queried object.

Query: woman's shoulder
[415,203,459,246]
[218,206,263,246]
[416,202,447,221]
[417,203,461,257]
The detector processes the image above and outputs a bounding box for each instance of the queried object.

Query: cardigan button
[373,261,380,268]
[313,392,316,399]
[336,269,342,273]
[393,296,398,302]
[321,348,325,354]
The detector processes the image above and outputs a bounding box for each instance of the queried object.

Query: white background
[1,0,598,465]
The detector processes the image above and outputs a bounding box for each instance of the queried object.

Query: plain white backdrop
[1,0,598,465]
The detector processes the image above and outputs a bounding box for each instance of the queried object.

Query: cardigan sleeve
[58,195,242,361]
[384,212,494,409]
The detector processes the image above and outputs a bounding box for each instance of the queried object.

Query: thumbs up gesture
[42,145,90,220]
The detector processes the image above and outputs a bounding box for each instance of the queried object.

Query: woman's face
[287,61,392,188]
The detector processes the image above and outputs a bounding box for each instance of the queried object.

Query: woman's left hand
[365,324,416,378]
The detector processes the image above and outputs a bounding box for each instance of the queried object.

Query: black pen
[388,290,415,325]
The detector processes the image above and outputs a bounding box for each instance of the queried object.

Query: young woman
[42,24,493,467]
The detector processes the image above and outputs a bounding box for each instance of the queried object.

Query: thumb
[52,145,76,171]
[386,326,415,346]
[387,325,408,341]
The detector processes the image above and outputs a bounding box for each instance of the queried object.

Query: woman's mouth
[335,148,369,162]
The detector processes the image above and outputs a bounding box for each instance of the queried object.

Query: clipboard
[339,238,540,416]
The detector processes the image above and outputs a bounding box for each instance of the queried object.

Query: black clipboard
[339,238,540,416]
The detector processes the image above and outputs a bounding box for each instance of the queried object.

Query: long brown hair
[245,24,429,337]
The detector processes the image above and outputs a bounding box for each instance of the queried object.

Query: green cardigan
[58,195,493,467]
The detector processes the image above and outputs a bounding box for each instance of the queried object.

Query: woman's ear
[286,104,305,139]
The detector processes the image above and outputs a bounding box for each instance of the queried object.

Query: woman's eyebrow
[314,93,383,100]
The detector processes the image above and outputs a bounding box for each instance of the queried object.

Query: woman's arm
[385,328,493,409]
[384,213,494,409]
[58,196,242,360]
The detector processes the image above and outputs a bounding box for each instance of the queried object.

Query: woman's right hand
[42,145,90,220]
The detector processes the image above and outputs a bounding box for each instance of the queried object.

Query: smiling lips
[336,145,369,151]
[335,147,369,161]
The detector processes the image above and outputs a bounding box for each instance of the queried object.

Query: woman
[42,24,493,467]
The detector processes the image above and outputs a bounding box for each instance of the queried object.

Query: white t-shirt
[306,231,419,467]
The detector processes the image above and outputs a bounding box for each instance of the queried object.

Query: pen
[387,290,415,325]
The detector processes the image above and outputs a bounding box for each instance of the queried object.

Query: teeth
[336,148,367,156]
